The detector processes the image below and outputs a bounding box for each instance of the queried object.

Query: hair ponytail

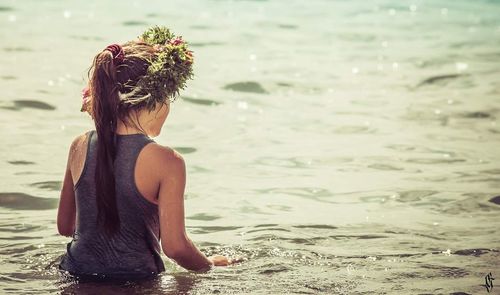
[90,50,121,235]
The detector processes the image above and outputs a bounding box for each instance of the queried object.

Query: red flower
[81,86,91,113]
[169,37,184,46]
[82,86,90,98]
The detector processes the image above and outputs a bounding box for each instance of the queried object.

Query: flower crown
[81,26,194,113]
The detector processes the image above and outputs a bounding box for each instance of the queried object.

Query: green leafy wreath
[136,26,194,105]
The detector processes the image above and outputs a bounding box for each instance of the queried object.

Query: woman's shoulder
[138,143,186,181]
[66,131,94,181]
[68,131,93,156]
[70,130,94,143]
[142,142,185,164]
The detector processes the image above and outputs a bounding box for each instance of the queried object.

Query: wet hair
[89,41,161,235]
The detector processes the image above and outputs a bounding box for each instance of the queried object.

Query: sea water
[0,0,499,294]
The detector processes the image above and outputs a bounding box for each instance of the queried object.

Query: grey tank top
[59,130,165,279]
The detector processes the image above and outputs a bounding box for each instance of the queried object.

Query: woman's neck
[115,117,149,135]
[113,103,167,137]
[115,124,145,135]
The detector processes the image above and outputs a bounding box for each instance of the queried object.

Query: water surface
[0,0,499,294]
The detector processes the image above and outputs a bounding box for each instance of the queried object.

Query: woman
[57,26,233,280]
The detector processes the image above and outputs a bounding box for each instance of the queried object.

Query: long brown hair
[89,41,156,235]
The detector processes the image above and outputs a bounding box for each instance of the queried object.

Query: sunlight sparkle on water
[63,10,71,19]
[237,101,248,110]
[455,62,468,72]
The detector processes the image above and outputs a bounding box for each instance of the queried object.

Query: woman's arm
[156,147,231,271]
[57,138,78,237]
[157,148,213,271]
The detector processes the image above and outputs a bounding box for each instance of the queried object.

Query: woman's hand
[208,255,245,266]
[208,255,231,266]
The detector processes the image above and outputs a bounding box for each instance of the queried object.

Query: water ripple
[0,193,58,210]
[223,81,268,94]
